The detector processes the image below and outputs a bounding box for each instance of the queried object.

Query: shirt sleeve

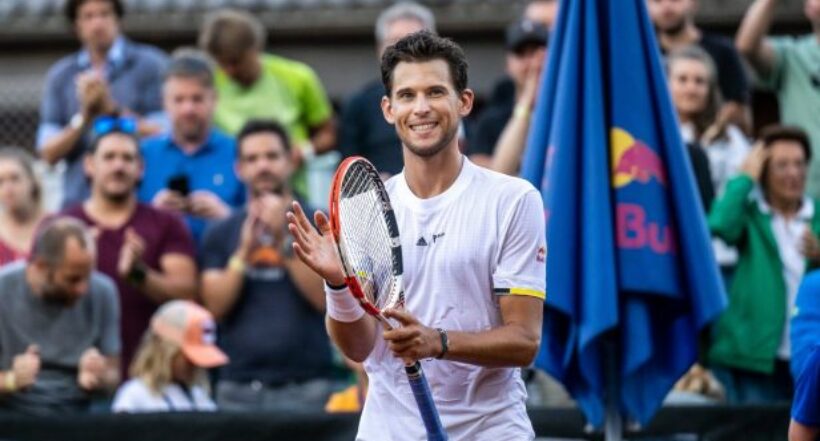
[492,188,547,300]
[112,380,152,413]
[159,211,196,258]
[199,219,232,270]
[96,274,121,356]
[37,66,68,150]
[297,65,333,129]
[756,36,792,91]
[792,347,820,426]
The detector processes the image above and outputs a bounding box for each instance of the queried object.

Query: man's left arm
[80,276,122,392]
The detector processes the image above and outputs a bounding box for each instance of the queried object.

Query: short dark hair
[199,9,266,59]
[164,48,215,89]
[65,0,124,23]
[759,125,812,194]
[30,217,94,268]
[88,130,140,156]
[380,30,469,95]
[760,125,812,162]
[236,119,292,158]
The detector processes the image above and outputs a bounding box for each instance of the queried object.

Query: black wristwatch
[127,262,148,286]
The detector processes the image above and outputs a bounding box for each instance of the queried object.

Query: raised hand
[286,201,345,286]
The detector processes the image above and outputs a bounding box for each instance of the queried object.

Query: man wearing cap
[0,217,120,415]
[200,120,332,411]
[789,271,820,440]
[469,19,548,173]
[62,118,197,380]
[112,300,228,412]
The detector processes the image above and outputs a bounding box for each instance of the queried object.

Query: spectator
[736,0,820,199]
[63,117,197,379]
[199,9,336,205]
[340,2,436,178]
[112,300,227,412]
[200,120,332,411]
[708,125,820,403]
[0,217,120,414]
[478,19,548,173]
[138,50,244,243]
[789,271,820,440]
[648,0,751,136]
[667,46,750,272]
[0,148,46,266]
[37,0,166,209]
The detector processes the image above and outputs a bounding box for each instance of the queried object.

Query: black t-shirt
[339,79,404,175]
[468,76,516,156]
[698,33,750,104]
[200,208,333,385]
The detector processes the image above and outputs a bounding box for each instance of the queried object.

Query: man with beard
[200,120,331,411]
[0,217,120,414]
[138,50,245,243]
[647,0,750,137]
[63,121,197,379]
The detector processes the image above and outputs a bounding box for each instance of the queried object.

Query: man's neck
[768,194,803,219]
[84,194,137,228]
[402,144,464,199]
[174,131,210,155]
[86,41,114,68]
[659,23,700,50]
[24,265,44,298]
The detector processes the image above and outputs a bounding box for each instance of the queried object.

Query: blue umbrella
[523,0,727,432]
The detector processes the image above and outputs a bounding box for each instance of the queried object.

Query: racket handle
[405,361,448,441]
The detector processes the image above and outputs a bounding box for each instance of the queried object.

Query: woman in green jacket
[708,125,820,404]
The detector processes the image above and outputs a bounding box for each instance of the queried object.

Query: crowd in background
[0,0,819,430]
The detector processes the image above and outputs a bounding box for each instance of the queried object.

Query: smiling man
[289,31,547,441]
[62,120,197,379]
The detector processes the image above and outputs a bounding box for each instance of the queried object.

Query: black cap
[505,19,549,53]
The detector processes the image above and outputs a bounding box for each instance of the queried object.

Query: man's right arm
[735,0,779,77]
[201,220,248,321]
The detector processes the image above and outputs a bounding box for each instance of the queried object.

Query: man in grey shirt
[0,217,120,415]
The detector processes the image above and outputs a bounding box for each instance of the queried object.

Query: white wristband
[325,283,365,323]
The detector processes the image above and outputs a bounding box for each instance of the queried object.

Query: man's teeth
[411,123,436,131]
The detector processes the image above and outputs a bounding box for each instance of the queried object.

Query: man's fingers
[289,202,315,235]
[26,345,39,355]
[314,211,333,236]
[382,308,418,327]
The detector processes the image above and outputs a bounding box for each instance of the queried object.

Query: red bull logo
[610,127,675,254]
[611,128,666,188]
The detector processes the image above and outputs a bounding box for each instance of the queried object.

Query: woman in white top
[667,45,751,269]
[112,300,229,412]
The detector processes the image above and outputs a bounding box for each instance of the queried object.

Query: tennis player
[288,31,546,441]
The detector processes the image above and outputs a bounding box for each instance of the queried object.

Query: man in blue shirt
[38,0,167,209]
[791,271,820,440]
[139,50,244,243]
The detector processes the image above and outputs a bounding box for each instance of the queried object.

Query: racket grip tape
[405,361,448,441]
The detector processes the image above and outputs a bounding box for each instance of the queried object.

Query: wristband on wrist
[435,328,449,359]
[228,255,246,273]
[514,104,530,120]
[325,282,365,323]
[3,372,16,392]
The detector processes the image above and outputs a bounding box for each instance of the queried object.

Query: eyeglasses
[92,116,137,137]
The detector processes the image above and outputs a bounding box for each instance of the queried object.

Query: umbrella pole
[604,339,623,441]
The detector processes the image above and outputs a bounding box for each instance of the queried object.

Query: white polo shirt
[356,159,547,441]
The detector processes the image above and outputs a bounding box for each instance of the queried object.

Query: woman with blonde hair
[0,147,45,265]
[112,300,228,412]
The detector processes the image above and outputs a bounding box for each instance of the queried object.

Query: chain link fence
[0,76,41,151]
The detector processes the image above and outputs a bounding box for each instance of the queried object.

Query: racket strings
[339,164,399,310]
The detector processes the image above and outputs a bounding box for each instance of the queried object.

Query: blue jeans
[711,361,793,404]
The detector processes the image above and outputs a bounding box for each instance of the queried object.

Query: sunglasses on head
[92,116,137,137]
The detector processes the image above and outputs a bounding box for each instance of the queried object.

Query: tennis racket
[329,156,448,441]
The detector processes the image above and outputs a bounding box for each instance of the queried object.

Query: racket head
[329,156,404,316]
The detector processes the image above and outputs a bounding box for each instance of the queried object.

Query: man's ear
[458,89,475,117]
[381,95,396,125]
[83,154,95,180]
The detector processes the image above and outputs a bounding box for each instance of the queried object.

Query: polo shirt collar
[163,129,218,155]
[77,36,127,70]
[755,189,814,221]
